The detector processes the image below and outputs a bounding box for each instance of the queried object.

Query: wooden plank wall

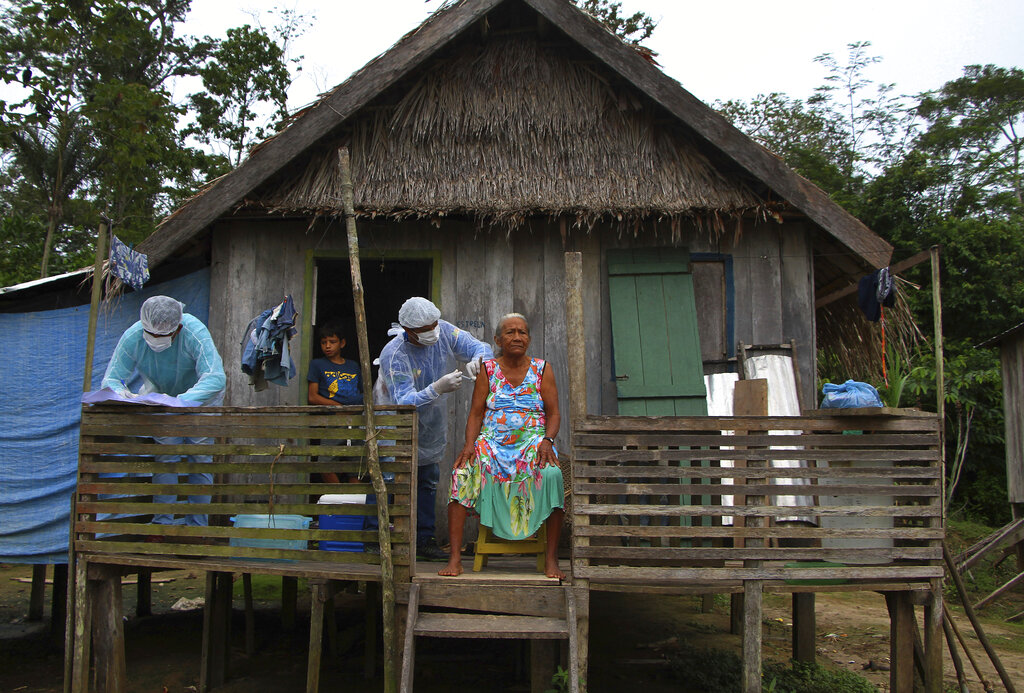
[208,215,817,534]
[1001,334,1024,502]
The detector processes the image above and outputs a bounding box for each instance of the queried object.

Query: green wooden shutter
[608,248,708,416]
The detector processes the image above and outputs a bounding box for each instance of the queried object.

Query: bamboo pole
[82,219,109,391]
[943,543,1016,692]
[930,247,945,503]
[942,606,972,693]
[339,147,397,693]
[944,603,994,692]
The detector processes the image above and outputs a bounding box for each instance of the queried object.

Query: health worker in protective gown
[376,297,492,560]
[102,295,226,528]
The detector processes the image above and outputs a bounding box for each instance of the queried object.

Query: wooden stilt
[29,564,47,621]
[730,593,743,635]
[307,581,327,693]
[742,580,762,693]
[136,569,151,617]
[530,641,559,693]
[243,573,255,656]
[70,558,91,693]
[399,583,420,693]
[366,581,380,679]
[923,581,943,693]
[791,593,815,663]
[51,563,68,649]
[282,575,298,630]
[91,566,126,693]
[886,592,915,693]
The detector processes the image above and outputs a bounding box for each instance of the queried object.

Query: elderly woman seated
[439,313,565,578]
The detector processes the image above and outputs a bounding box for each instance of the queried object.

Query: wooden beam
[814,249,932,309]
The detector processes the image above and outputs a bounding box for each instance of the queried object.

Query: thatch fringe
[250,34,766,229]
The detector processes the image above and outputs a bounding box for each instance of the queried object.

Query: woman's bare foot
[438,558,463,576]
[545,555,565,580]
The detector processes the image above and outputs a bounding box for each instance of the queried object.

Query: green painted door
[608,248,708,416]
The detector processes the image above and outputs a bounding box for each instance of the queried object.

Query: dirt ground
[1,562,1022,692]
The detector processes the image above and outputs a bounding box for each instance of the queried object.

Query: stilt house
[140,0,893,510]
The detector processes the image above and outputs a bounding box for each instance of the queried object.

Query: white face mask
[414,326,439,346]
[144,332,174,352]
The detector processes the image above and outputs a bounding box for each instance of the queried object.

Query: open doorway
[308,256,435,384]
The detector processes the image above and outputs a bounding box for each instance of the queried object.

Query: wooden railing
[75,404,417,579]
[571,411,943,588]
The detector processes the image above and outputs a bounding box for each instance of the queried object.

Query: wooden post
[136,570,151,618]
[564,252,586,441]
[63,493,78,693]
[930,247,945,493]
[82,220,109,391]
[29,564,46,621]
[923,581,943,693]
[282,576,298,630]
[564,252,588,693]
[886,592,915,693]
[51,563,67,649]
[91,565,126,693]
[742,580,763,693]
[307,581,327,693]
[70,558,91,693]
[244,573,255,656]
[339,146,397,693]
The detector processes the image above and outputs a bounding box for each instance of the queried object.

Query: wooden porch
[69,403,943,693]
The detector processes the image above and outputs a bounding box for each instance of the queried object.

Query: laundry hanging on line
[240,295,298,391]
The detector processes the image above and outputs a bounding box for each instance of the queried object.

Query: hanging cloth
[857,267,896,322]
[240,295,298,391]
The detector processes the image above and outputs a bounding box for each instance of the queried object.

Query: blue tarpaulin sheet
[0,270,210,564]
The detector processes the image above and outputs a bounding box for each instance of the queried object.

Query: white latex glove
[465,357,482,380]
[432,369,464,394]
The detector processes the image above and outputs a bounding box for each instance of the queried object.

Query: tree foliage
[720,56,1024,523]
[573,0,657,45]
[0,0,301,282]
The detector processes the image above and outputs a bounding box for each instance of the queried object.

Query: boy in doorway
[307,321,362,483]
[308,321,362,406]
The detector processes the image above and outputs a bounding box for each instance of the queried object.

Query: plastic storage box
[230,514,311,557]
[318,494,367,552]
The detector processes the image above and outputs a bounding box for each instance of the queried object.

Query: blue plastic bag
[820,380,883,409]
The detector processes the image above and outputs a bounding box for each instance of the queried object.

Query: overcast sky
[184,0,1024,112]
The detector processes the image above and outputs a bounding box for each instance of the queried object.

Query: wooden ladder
[399,582,579,693]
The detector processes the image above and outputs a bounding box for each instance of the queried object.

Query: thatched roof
[252,34,764,227]
[140,0,892,272]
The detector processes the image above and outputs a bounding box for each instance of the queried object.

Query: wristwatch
[542,436,555,445]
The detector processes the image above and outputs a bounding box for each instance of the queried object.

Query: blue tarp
[0,270,210,564]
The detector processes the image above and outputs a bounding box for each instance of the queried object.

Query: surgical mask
[144,332,174,352]
[414,327,439,346]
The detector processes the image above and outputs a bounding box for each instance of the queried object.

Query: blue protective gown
[377,320,492,465]
[101,313,225,527]
[102,313,226,403]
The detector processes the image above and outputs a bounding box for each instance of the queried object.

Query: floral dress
[449,358,564,540]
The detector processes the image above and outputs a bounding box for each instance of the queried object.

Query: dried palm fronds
[251,34,767,232]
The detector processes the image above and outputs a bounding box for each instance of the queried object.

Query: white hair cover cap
[140,295,183,333]
[397,297,440,328]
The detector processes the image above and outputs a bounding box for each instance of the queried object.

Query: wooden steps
[400,582,579,693]
[414,612,569,638]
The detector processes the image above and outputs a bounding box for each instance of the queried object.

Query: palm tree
[6,111,94,278]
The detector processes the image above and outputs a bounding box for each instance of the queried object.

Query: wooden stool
[473,523,547,572]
